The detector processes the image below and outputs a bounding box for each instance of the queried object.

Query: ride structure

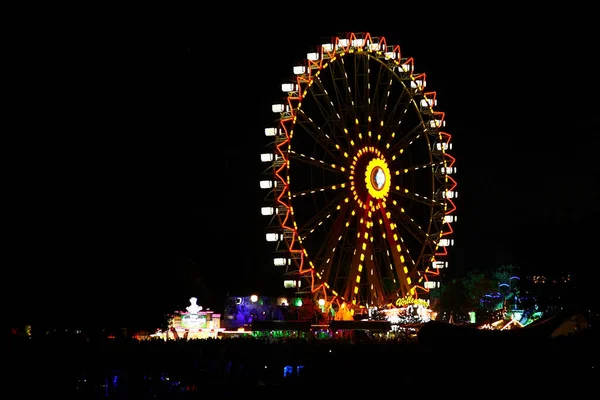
[260,32,457,314]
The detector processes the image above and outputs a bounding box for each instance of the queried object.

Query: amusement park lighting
[250,295,258,303]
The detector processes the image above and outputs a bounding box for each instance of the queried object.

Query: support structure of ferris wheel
[260,32,457,311]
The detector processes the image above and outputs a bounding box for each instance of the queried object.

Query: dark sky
[7,10,599,328]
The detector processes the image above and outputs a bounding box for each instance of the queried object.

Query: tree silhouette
[463,270,495,310]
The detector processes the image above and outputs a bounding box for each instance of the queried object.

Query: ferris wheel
[260,32,457,310]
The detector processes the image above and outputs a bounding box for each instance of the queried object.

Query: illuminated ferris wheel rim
[261,32,457,308]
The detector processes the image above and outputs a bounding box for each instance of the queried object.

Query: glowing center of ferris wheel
[372,167,386,190]
[364,157,391,200]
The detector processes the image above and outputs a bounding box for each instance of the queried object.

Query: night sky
[7,10,599,329]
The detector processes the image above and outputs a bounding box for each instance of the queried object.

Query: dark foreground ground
[7,327,598,399]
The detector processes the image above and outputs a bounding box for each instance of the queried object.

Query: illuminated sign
[395,295,429,308]
[181,314,207,329]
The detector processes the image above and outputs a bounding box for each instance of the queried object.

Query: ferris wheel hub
[365,157,391,200]
[372,167,386,189]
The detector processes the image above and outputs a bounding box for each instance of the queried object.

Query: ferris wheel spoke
[291,184,346,203]
[380,84,412,133]
[392,187,437,208]
[294,190,347,238]
[361,233,392,304]
[312,201,351,281]
[352,53,372,126]
[333,57,360,130]
[362,233,388,305]
[387,205,430,245]
[288,151,348,175]
[327,60,353,128]
[394,160,444,175]
[309,76,348,148]
[311,199,360,301]
[328,227,356,299]
[343,209,372,303]
[375,205,420,269]
[375,204,414,298]
[295,111,345,165]
[369,60,392,127]
[387,120,426,155]
[387,218,431,274]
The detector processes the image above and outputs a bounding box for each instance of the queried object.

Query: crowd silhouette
[7,323,597,398]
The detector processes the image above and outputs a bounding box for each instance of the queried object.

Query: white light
[277,297,288,306]
[322,43,334,52]
[443,215,457,223]
[260,153,273,162]
[281,83,298,92]
[337,38,349,48]
[259,180,274,189]
[438,238,454,247]
[284,280,300,288]
[420,98,438,108]
[443,190,458,199]
[351,38,365,47]
[266,233,281,242]
[369,42,381,51]
[373,167,385,189]
[273,257,289,266]
[307,52,319,61]
[429,119,445,128]
[399,64,412,72]
[436,143,452,151]
[261,207,274,216]
[264,127,278,136]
